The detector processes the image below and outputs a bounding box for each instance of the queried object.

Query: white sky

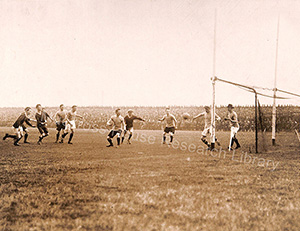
[0,0,300,107]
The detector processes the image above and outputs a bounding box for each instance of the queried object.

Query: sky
[0,0,300,107]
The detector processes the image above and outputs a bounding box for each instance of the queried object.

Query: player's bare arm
[192,113,204,121]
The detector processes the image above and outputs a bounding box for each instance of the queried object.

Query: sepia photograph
[1,0,300,230]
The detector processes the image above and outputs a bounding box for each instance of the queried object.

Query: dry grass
[0,128,300,230]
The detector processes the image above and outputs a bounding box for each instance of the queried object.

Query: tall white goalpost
[211,9,217,150]
[272,15,280,146]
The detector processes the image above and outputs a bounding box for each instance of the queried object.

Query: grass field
[1,128,300,230]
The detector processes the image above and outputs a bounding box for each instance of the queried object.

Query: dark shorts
[108,129,122,138]
[56,122,66,131]
[164,127,175,134]
[38,124,49,135]
[125,126,133,131]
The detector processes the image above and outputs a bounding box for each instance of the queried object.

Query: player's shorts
[108,129,122,138]
[56,122,66,131]
[164,126,175,134]
[230,126,239,137]
[125,126,133,133]
[37,124,49,135]
[65,121,76,132]
[12,126,23,138]
[202,126,211,137]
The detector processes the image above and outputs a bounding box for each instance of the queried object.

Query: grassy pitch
[1,128,300,230]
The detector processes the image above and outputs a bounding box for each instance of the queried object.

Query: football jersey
[13,112,32,128]
[67,111,77,121]
[107,115,125,130]
[199,111,220,128]
[124,115,143,128]
[162,114,177,127]
[228,111,239,127]
[55,110,67,122]
[36,111,50,125]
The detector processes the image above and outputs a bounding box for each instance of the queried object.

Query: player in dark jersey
[3,107,35,146]
[35,104,53,145]
[121,109,145,144]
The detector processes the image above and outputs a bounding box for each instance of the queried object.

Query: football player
[3,107,35,146]
[225,104,241,150]
[158,107,177,145]
[60,105,83,144]
[192,106,221,149]
[54,104,67,143]
[122,109,145,144]
[106,108,125,148]
[36,104,53,145]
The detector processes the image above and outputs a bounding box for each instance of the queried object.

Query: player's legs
[169,127,175,144]
[13,127,23,146]
[116,130,121,147]
[37,125,48,144]
[55,122,61,143]
[201,127,210,148]
[127,127,133,144]
[229,127,240,150]
[107,130,116,147]
[122,129,127,143]
[68,129,74,144]
[68,122,76,144]
[60,123,70,143]
[162,132,167,144]
[23,128,29,143]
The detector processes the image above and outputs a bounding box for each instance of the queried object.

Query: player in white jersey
[158,107,177,145]
[192,106,221,149]
[54,104,67,143]
[106,108,125,148]
[60,105,83,144]
[225,104,241,150]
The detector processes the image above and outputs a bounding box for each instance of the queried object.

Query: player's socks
[107,138,113,147]
[62,132,68,138]
[38,136,43,144]
[68,133,74,144]
[229,138,234,150]
[163,135,166,144]
[14,137,21,146]
[170,136,173,143]
[201,138,210,147]
[128,134,132,141]
[234,138,241,149]
[117,137,120,146]
[3,133,8,140]
[56,132,60,142]
[4,134,17,140]
[24,133,29,143]
[121,136,125,143]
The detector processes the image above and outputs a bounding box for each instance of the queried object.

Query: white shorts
[230,126,239,137]
[12,126,23,138]
[65,121,76,132]
[202,126,211,137]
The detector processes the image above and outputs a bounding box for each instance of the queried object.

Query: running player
[36,104,53,145]
[106,108,125,148]
[225,104,241,150]
[60,105,83,144]
[3,107,35,146]
[192,106,221,149]
[158,107,177,145]
[122,109,145,144]
[54,104,67,143]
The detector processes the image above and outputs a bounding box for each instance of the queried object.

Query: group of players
[2,104,241,151]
